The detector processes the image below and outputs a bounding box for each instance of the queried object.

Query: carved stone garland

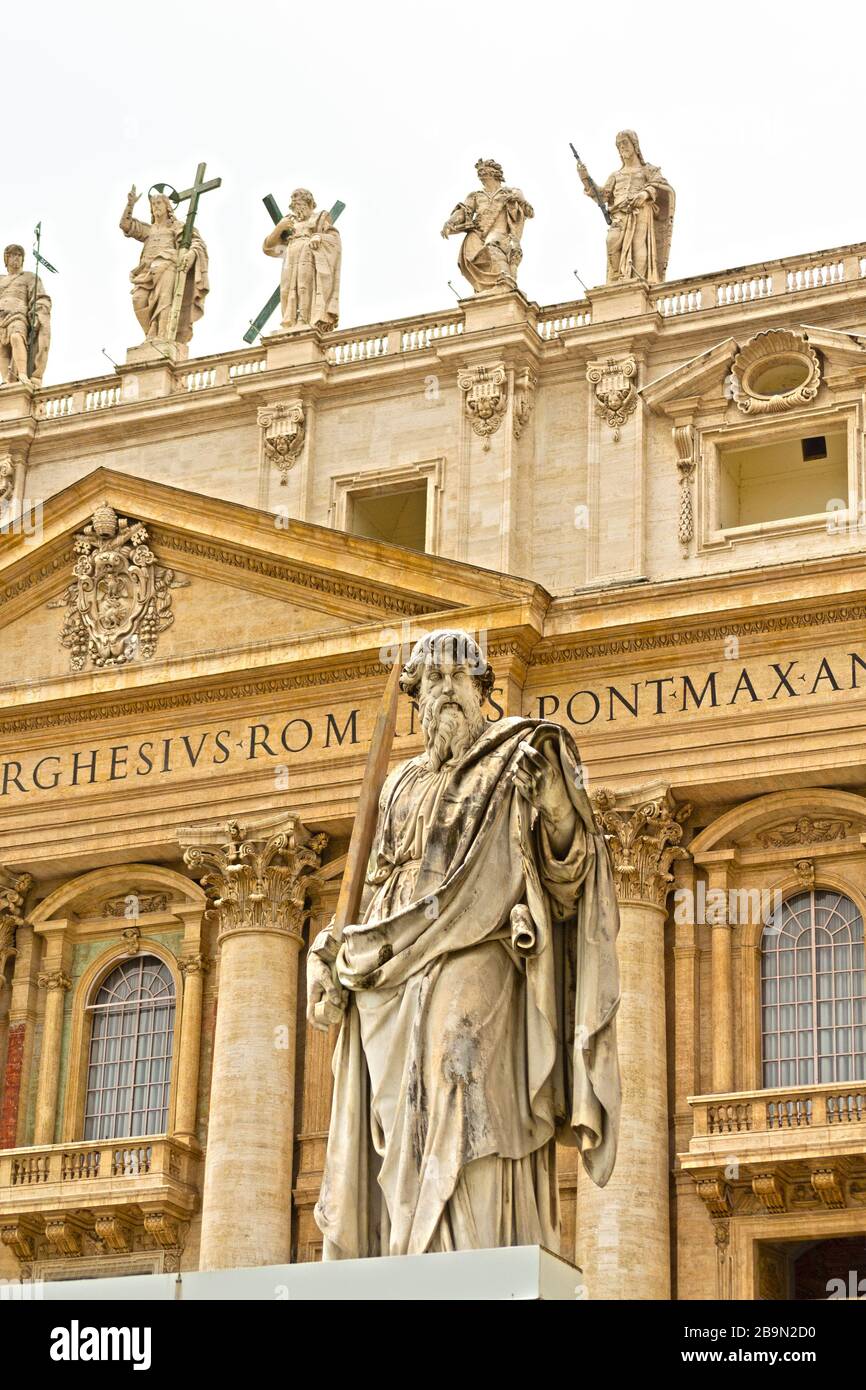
[0,867,33,986]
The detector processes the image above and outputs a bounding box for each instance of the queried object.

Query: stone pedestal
[578,789,690,1300]
[182,817,326,1271]
[36,1244,581,1302]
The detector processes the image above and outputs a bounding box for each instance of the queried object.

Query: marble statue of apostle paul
[308,629,621,1259]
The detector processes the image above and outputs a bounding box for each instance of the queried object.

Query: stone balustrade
[685,1081,866,1170]
[0,1135,200,1208]
[8,238,866,428]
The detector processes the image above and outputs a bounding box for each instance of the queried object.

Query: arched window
[762,890,866,1088]
[83,955,176,1140]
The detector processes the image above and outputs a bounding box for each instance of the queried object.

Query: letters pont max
[2,649,866,797]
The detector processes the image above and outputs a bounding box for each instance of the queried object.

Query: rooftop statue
[577,130,675,284]
[0,243,51,388]
[308,629,620,1258]
[120,185,210,346]
[261,188,342,334]
[441,159,534,294]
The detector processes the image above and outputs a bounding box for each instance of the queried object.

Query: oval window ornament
[732,330,821,415]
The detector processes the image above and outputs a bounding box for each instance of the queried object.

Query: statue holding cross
[260,188,342,336]
[120,161,221,347]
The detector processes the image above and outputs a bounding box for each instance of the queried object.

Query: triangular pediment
[0,468,539,704]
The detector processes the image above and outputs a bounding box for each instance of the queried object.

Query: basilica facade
[2,234,866,1300]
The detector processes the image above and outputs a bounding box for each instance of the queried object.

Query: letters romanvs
[308,630,621,1257]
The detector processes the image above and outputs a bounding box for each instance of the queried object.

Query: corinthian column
[33,968,72,1145]
[183,817,326,1271]
[578,788,690,1301]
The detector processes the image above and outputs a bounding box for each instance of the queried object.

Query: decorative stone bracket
[458,364,507,449]
[672,423,696,548]
[258,400,306,483]
[0,867,32,986]
[586,355,638,441]
[512,367,537,440]
[591,787,692,907]
[182,816,328,942]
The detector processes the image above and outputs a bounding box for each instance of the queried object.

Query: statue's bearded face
[4,249,23,273]
[417,654,486,772]
[616,135,635,161]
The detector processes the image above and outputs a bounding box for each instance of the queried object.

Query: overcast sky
[10,0,866,386]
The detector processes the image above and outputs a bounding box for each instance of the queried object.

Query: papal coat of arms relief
[48,502,187,671]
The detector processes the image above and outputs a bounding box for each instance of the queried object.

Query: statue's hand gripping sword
[570,142,612,226]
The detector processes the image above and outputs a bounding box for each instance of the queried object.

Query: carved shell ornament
[731,329,821,415]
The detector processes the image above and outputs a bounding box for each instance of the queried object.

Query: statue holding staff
[576,130,675,285]
[308,629,620,1259]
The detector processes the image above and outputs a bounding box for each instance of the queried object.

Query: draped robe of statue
[601,161,675,284]
[313,716,620,1258]
[122,215,209,344]
[444,186,533,293]
[279,209,341,331]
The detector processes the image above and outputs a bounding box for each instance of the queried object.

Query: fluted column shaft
[578,789,690,1301]
[33,969,72,1145]
[173,954,209,1142]
[183,817,326,1271]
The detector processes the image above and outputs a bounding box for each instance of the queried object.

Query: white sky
[10,0,866,386]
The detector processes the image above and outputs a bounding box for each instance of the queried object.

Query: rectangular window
[719,428,848,529]
[347,482,428,552]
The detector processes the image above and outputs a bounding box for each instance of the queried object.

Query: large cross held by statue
[243,193,346,344]
[151,160,222,343]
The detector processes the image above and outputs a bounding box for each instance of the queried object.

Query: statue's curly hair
[475,158,504,183]
[399,628,495,704]
[3,244,25,262]
[290,188,316,209]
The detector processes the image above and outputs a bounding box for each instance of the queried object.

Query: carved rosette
[258,401,306,484]
[512,367,537,440]
[182,816,328,943]
[587,356,638,440]
[591,788,691,907]
[672,423,696,547]
[458,364,507,449]
[47,503,187,671]
[0,867,32,985]
[731,329,821,415]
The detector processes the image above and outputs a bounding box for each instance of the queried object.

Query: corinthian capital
[181,816,328,943]
[591,788,691,908]
[0,868,33,984]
